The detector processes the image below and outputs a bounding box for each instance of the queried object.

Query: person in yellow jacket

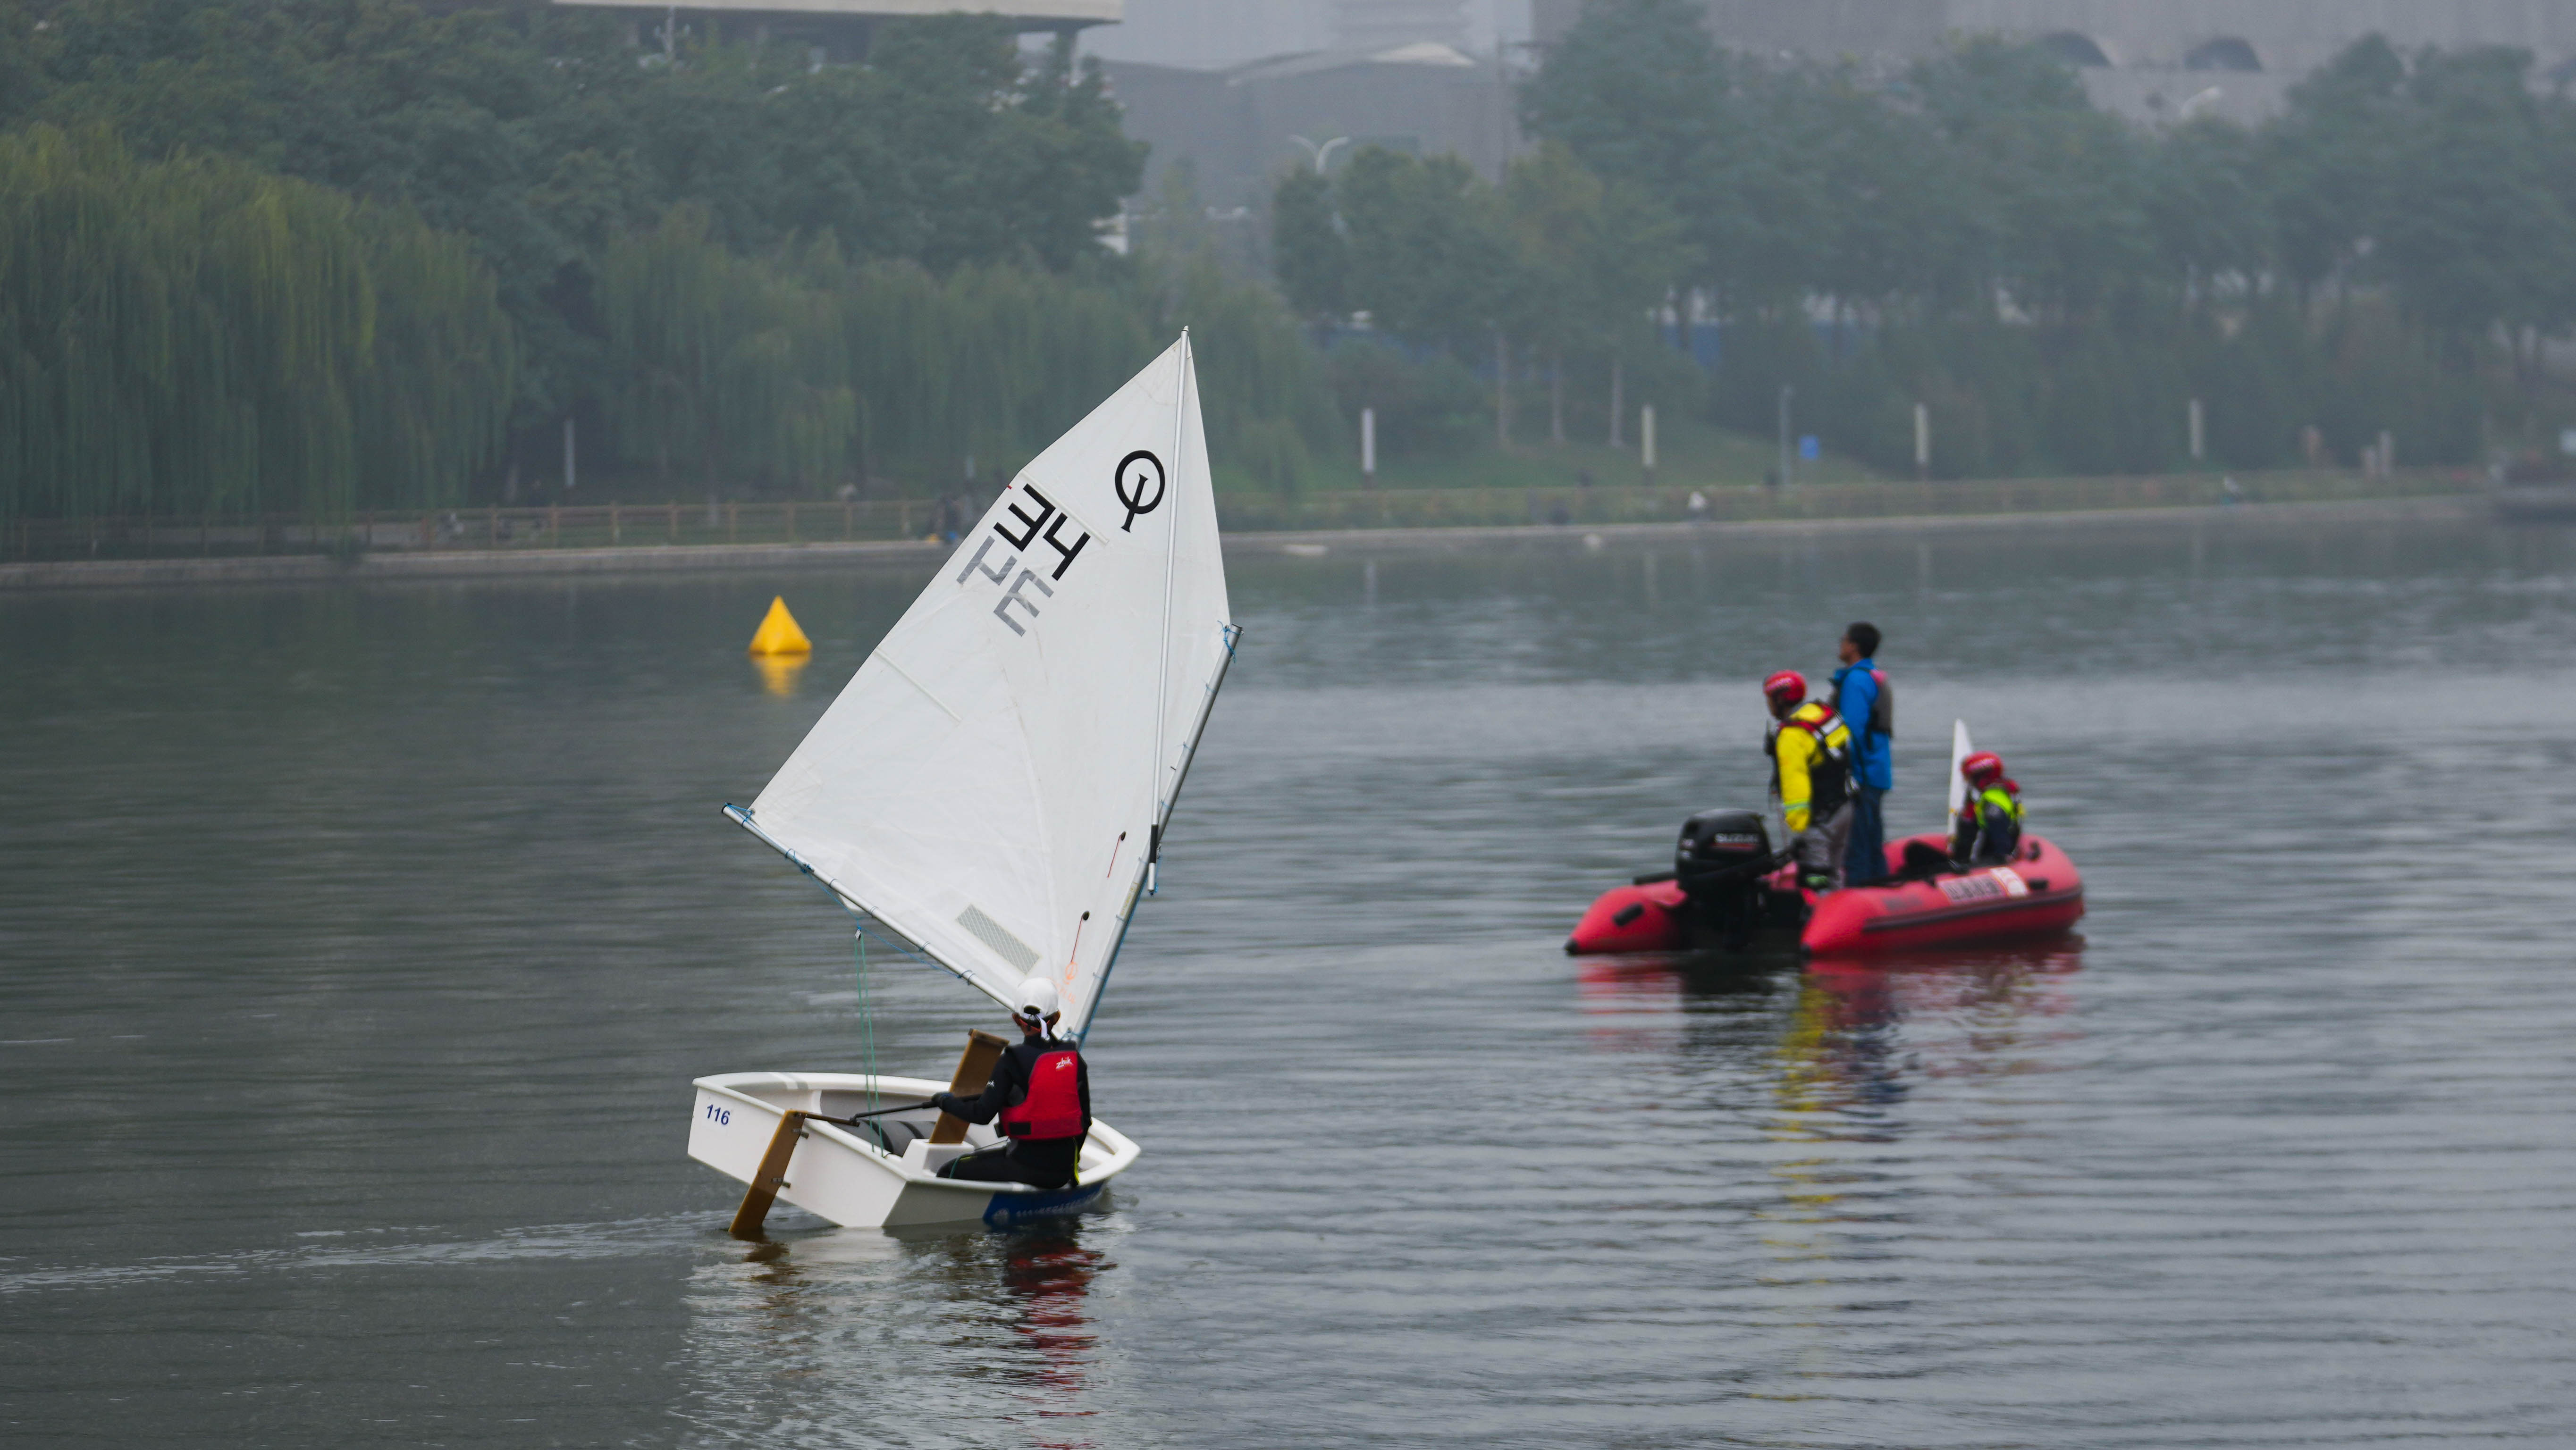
[1763,670,1858,892]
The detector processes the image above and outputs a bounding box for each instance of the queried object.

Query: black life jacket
[1768,705,1853,816]
[1834,665,1894,744]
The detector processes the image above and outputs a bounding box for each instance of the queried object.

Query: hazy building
[542,0,1526,214]
[551,0,1120,59]
[1105,37,1521,210]
[1334,0,1468,51]
[1082,0,1333,69]
[1083,1,1527,70]
[1532,0,2576,124]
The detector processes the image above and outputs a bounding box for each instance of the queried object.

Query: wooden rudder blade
[728,1109,809,1240]
[928,1029,1010,1145]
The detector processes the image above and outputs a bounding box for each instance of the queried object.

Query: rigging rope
[852,926,880,1118]
[774,845,906,1121]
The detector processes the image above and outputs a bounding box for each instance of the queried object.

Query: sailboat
[687,335,1237,1232]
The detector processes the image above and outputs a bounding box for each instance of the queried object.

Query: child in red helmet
[1949,751,2024,865]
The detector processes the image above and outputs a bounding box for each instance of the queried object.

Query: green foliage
[2362,47,2576,357]
[598,208,855,490]
[353,204,522,509]
[580,211,1336,496]
[1322,338,1490,459]
[1154,252,1343,492]
[0,0,1353,514]
[1271,169,1345,320]
[1271,139,1693,461]
[1519,7,2576,472]
[0,125,512,520]
[0,0,1147,478]
[1504,141,1691,363]
[1516,0,1728,210]
[1332,148,1516,351]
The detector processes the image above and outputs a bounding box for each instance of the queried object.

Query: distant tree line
[1282,0,2576,477]
[0,0,1336,519]
[1275,140,1688,459]
[0,126,514,519]
[593,205,1334,498]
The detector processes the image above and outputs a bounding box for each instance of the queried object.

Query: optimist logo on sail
[954,484,1097,636]
[1113,450,1165,532]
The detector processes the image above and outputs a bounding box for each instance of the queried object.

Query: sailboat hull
[689,1072,1138,1230]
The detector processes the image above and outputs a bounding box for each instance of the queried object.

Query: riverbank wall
[0,490,2492,591]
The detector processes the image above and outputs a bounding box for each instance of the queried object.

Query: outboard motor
[1676,809,1771,878]
[1674,809,1777,947]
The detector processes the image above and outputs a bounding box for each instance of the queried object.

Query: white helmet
[1013,976,1061,1025]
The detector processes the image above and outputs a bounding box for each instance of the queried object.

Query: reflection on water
[1000,1233,1105,1446]
[1750,948,2086,1352]
[675,1220,1116,1446]
[752,652,810,697]
[1777,959,1914,1128]
[1788,947,2086,1110]
[1573,956,1688,1054]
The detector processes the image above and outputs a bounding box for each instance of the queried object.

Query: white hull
[688,1072,1138,1230]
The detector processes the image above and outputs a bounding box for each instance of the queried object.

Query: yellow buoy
[748,596,812,656]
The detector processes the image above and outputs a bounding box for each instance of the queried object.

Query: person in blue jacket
[1830,622,1894,886]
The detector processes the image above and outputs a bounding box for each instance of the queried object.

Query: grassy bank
[1289,414,1888,493]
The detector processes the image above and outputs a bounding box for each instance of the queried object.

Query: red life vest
[1001,1048,1086,1141]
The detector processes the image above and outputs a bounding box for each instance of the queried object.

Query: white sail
[1946,719,1973,821]
[733,335,1234,1040]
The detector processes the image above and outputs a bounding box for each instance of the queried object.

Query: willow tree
[599,206,1337,495]
[354,209,520,511]
[599,207,857,493]
[0,126,514,520]
[0,126,513,523]
[816,254,1154,485]
[822,255,1337,492]
[1148,253,1341,492]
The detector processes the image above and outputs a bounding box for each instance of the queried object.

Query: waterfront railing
[2,469,2477,562]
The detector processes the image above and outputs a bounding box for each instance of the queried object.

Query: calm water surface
[5,515,2575,1447]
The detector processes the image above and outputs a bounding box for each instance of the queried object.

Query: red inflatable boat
[1566,875,1699,955]
[1800,834,2084,955]
[1566,831,2084,958]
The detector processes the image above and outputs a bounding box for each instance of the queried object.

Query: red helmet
[1762,670,1807,708]
[1961,751,2005,789]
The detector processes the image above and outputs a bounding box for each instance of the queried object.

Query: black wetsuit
[930,1035,1091,1190]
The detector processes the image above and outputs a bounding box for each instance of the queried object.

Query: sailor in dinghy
[931,978,1091,1190]
[689,333,1237,1234]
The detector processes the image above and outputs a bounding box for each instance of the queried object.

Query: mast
[1147,329,1190,896]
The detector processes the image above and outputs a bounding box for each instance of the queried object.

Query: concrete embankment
[1219,492,2485,557]
[0,492,2489,590]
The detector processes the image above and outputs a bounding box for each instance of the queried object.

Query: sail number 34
[955,481,1102,637]
[954,455,1169,637]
